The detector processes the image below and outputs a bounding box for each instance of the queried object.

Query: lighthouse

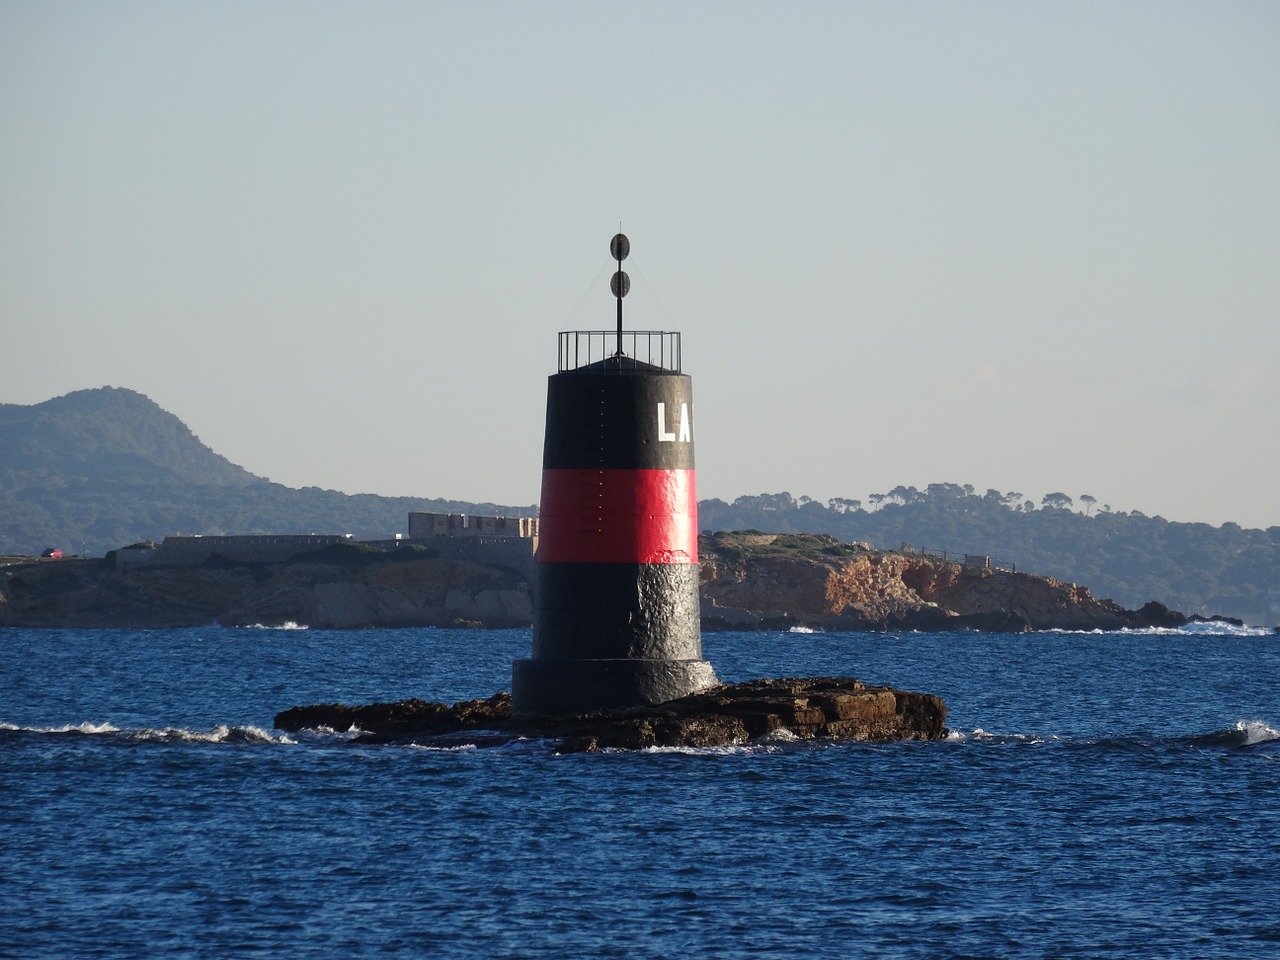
[511,234,719,716]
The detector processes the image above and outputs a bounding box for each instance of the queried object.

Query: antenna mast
[610,232,630,356]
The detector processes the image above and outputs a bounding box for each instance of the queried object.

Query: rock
[1132,601,1189,628]
[273,677,949,752]
[698,533,1154,632]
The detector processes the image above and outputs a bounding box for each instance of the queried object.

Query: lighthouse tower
[511,234,719,716]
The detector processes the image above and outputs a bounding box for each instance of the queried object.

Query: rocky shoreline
[0,532,1242,631]
[697,533,1242,633]
[273,676,949,752]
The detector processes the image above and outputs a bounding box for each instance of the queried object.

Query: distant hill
[0,387,534,558]
[1,386,262,487]
[2,389,1275,625]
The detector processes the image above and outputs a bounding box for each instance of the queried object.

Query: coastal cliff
[0,533,1226,631]
[0,546,532,629]
[698,532,1196,632]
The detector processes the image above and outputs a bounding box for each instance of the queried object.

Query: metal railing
[913,545,1017,574]
[557,330,682,373]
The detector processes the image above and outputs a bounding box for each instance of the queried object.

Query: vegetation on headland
[2,388,1276,624]
[700,488,1277,623]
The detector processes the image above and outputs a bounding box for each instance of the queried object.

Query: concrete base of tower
[511,657,720,717]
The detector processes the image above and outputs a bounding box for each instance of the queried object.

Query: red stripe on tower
[537,468,698,564]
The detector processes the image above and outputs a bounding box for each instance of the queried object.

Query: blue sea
[2,624,1277,959]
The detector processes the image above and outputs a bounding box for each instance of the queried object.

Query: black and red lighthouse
[511,235,719,715]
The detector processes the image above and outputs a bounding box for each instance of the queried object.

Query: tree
[888,485,924,505]
[1080,494,1097,516]
[1042,492,1074,511]
[828,497,862,514]
[757,492,795,512]
[732,492,796,513]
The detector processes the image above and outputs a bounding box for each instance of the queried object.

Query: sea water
[2,625,1277,959]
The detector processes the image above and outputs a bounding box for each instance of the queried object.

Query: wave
[1175,621,1275,637]
[0,720,296,745]
[406,742,480,752]
[244,621,310,630]
[1047,622,1275,638]
[1184,719,1280,748]
[635,743,775,756]
[945,720,1280,752]
[945,728,1062,746]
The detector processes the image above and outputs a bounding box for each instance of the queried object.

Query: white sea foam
[132,723,289,744]
[245,621,309,630]
[0,720,294,744]
[406,742,479,752]
[1236,719,1280,746]
[0,721,109,736]
[144,724,281,744]
[1173,621,1274,638]
[312,724,368,737]
[1048,623,1274,638]
[764,727,800,742]
[38,721,122,735]
[946,727,1060,745]
[635,742,767,756]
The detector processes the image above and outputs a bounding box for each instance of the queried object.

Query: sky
[2,2,1277,529]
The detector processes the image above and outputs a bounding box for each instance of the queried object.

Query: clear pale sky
[3,2,1277,529]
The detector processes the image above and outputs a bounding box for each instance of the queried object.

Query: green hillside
[0,386,255,487]
[0,387,534,557]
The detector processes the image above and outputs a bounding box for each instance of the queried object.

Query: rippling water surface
[3,625,1277,958]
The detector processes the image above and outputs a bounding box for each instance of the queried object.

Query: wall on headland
[408,512,539,540]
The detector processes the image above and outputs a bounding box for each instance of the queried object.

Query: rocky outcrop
[273,676,949,752]
[697,532,1222,632]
